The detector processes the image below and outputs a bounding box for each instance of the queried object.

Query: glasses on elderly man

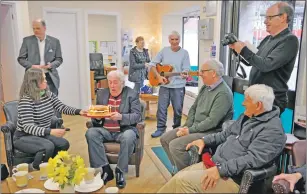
[200,69,213,73]
[261,13,283,21]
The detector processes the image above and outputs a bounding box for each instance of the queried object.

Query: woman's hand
[79,110,88,116]
[50,129,66,137]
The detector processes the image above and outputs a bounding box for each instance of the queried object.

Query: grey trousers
[13,135,69,169]
[133,80,144,94]
[157,87,185,131]
[160,128,207,171]
[85,127,137,173]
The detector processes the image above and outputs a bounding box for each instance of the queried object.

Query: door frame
[43,7,86,107]
[1,1,20,101]
[84,9,121,71]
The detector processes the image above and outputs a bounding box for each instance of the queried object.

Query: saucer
[44,178,59,191]
[74,172,104,193]
[15,188,45,193]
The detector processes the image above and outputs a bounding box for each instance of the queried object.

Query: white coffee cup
[12,163,28,173]
[105,187,119,194]
[12,171,28,187]
[84,168,95,184]
[39,163,48,180]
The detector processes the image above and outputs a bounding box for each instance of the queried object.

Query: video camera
[221,33,238,46]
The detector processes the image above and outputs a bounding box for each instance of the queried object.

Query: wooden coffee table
[6,171,119,193]
[139,94,159,119]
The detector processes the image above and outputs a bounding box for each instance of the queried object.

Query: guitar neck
[163,71,198,77]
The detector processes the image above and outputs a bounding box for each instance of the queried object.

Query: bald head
[32,18,46,41]
[33,18,46,27]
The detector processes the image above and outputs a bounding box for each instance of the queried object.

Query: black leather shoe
[101,165,114,184]
[115,167,126,189]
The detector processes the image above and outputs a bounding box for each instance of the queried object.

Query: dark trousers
[274,100,286,116]
[157,87,185,131]
[45,73,61,119]
[13,135,69,169]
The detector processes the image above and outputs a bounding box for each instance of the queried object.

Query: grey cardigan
[128,47,150,83]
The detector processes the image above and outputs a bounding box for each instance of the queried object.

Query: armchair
[0,100,63,176]
[85,100,146,177]
[272,140,306,194]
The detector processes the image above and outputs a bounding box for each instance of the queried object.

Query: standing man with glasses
[229,2,299,115]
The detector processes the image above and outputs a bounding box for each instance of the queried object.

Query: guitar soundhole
[161,72,164,76]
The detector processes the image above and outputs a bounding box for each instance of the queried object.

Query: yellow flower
[47,151,87,187]
[57,151,70,160]
[72,167,87,185]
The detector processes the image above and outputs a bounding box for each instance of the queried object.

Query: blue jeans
[157,87,185,132]
[85,128,137,173]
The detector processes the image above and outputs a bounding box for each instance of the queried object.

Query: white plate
[74,173,104,193]
[15,188,45,193]
[44,179,59,191]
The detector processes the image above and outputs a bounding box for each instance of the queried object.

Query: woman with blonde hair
[128,36,151,93]
[13,68,87,170]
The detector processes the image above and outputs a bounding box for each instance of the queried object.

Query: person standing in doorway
[17,18,67,128]
[149,31,190,138]
[128,36,151,93]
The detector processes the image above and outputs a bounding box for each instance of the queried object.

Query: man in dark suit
[17,18,64,121]
[85,70,142,189]
[18,18,62,96]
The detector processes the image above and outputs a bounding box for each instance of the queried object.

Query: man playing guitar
[149,31,191,138]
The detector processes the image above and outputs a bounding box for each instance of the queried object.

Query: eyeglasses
[200,69,213,73]
[262,13,283,21]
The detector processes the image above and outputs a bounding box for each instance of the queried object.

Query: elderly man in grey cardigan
[158,84,286,193]
[85,71,142,189]
[160,59,233,173]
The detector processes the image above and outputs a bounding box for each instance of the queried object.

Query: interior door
[1,3,18,102]
[44,11,81,108]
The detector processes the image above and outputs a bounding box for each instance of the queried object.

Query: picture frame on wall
[89,41,98,53]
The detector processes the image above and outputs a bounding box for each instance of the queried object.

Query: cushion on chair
[104,143,120,154]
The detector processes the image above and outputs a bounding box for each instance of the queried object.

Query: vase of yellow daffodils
[47,151,88,193]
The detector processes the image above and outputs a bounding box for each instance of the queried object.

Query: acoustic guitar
[148,64,199,86]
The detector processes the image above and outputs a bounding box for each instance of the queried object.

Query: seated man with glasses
[158,84,286,193]
[160,59,233,173]
[228,2,299,115]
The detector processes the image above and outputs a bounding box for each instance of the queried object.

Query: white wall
[198,1,222,88]
[88,14,116,42]
[161,15,183,48]
[1,1,30,101]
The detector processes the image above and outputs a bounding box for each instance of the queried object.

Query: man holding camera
[228,2,299,114]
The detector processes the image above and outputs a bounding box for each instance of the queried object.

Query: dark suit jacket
[92,86,142,136]
[17,35,63,89]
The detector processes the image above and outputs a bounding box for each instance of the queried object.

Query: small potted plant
[47,151,87,193]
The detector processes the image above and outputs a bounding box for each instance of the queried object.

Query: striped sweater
[15,91,81,138]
